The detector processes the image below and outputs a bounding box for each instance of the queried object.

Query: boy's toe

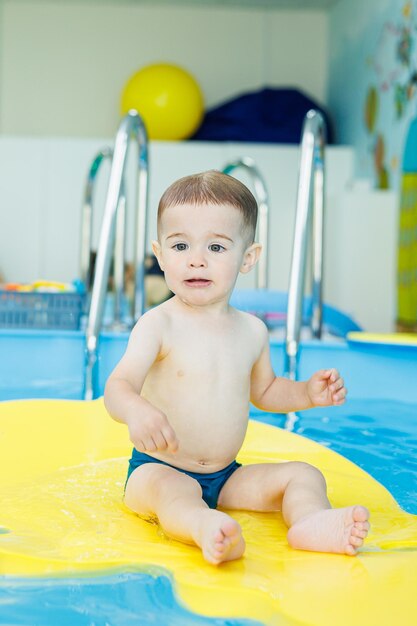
[353,506,369,523]
[350,536,363,548]
[345,544,357,556]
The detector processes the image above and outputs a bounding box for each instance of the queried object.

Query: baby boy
[104,170,369,565]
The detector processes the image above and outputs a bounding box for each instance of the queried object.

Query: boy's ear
[240,243,262,274]
[151,240,164,271]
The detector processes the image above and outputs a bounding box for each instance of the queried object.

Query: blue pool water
[0,570,261,626]
[254,398,417,515]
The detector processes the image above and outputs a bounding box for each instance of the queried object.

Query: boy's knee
[291,462,326,488]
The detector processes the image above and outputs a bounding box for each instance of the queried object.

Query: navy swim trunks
[126,449,241,509]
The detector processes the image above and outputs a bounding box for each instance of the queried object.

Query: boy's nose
[188,250,207,268]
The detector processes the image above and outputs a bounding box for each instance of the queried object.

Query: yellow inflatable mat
[1,399,416,626]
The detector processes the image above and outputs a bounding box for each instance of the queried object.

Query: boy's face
[152,203,260,308]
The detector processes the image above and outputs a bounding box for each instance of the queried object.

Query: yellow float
[1,399,416,625]
[348,331,417,346]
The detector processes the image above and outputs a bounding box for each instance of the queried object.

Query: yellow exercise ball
[121,63,204,140]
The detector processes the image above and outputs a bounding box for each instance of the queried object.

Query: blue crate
[0,291,86,330]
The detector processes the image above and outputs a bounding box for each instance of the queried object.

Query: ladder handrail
[80,147,127,327]
[222,157,270,290]
[79,146,113,287]
[284,109,326,379]
[84,110,149,400]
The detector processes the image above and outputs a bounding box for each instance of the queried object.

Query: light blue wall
[328,0,417,188]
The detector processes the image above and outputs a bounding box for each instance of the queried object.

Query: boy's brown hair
[157,170,258,243]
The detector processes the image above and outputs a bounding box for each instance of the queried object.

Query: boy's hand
[126,407,179,454]
[307,368,347,407]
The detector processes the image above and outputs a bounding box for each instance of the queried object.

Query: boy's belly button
[196,458,229,470]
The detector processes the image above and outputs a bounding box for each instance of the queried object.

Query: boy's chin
[179,291,231,308]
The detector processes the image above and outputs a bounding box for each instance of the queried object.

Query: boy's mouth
[184,278,212,287]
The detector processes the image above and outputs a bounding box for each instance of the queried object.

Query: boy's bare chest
[162,323,256,376]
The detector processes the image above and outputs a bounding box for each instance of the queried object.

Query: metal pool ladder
[84,110,149,400]
[284,109,326,380]
[80,146,113,290]
[79,146,129,327]
[222,157,270,290]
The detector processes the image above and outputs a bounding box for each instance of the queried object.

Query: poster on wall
[365,1,417,189]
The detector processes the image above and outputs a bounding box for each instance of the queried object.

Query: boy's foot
[287,505,370,556]
[198,512,245,565]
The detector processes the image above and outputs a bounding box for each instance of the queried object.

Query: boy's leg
[125,463,245,565]
[217,462,370,556]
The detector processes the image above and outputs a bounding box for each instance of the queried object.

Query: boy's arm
[104,310,178,452]
[250,325,346,413]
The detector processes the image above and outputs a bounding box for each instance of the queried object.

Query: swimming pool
[1,333,416,625]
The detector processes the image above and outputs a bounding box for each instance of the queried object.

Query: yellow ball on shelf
[121,63,204,140]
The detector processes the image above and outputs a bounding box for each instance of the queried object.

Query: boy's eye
[209,244,225,253]
[173,243,188,251]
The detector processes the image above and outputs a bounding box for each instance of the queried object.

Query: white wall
[0,1,328,137]
[325,189,398,332]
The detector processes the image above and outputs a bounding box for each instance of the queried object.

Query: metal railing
[284,109,326,379]
[222,157,269,289]
[80,146,113,288]
[79,146,128,327]
[84,110,149,400]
